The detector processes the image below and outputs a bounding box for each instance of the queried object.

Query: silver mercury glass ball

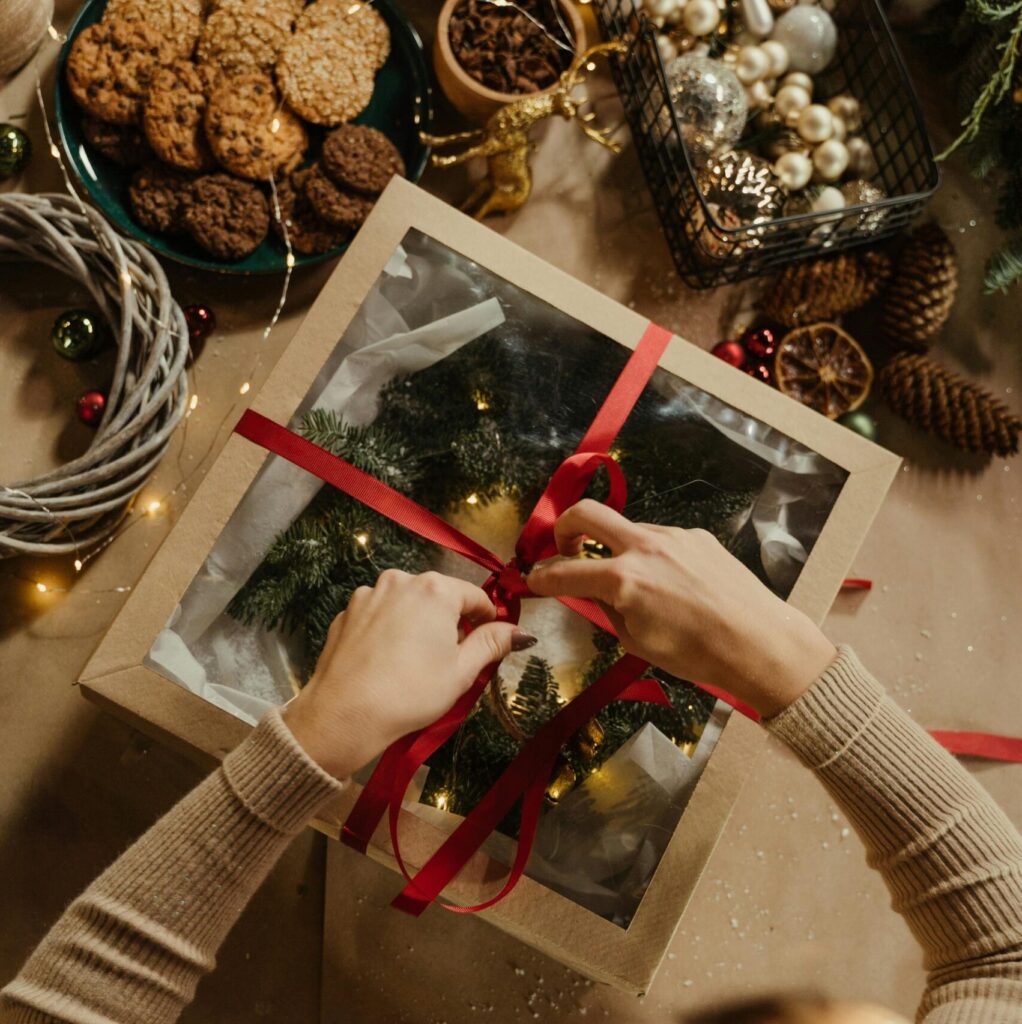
[664,54,749,166]
[697,150,783,232]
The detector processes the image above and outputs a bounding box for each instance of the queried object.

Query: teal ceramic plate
[54,0,432,274]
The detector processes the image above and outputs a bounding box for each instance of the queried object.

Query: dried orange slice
[774,322,874,419]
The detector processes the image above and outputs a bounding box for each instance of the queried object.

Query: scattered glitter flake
[920,628,931,638]
[821,841,830,849]
[667,952,677,960]
[915,652,924,661]
[730,917,739,929]
[515,968,525,976]
[967,645,974,652]
[977,494,983,502]
[841,827,851,839]
[950,611,958,619]
[683,980,694,988]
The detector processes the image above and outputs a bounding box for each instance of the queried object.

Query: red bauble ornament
[711,340,746,369]
[742,326,778,362]
[184,304,216,344]
[744,362,774,385]
[76,389,106,427]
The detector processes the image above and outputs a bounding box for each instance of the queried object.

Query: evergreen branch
[938,8,1022,160]
[983,232,1022,291]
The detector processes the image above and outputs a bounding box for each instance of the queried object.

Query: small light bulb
[586,61,597,71]
[36,581,49,593]
[270,117,281,133]
[475,398,489,411]
[50,143,60,159]
[189,394,199,411]
[435,792,448,811]
[147,500,162,515]
[285,252,296,269]
[239,382,251,395]
[347,2,361,11]
[355,532,369,546]
[466,493,479,505]
[73,559,83,572]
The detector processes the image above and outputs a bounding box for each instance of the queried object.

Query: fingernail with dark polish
[511,629,539,651]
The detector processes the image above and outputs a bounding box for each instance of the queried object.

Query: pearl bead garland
[735,45,771,84]
[683,0,721,37]
[774,83,810,119]
[796,103,834,143]
[812,137,849,181]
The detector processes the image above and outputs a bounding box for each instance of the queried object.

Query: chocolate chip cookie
[272,169,352,255]
[183,173,270,260]
[129,162,195,234]
[67,19,176,125]
[321,124,405,196]
[301,163,374,230]
[143,60,218,172]
[204,72,307,180]
[82,117,153,167]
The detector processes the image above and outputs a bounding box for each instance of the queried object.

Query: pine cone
[759,250,892,327]
[881,223,958,351]
[880,353,1021,457]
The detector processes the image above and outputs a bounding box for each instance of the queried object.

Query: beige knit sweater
[2,648,1020,1023]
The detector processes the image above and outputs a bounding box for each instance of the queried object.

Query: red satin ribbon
[234,322,715,915]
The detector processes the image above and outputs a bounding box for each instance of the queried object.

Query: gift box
[80,178,899,992]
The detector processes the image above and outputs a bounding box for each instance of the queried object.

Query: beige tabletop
[1,4,1020,1023]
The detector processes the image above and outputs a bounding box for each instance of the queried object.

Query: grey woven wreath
[0,193,189,557]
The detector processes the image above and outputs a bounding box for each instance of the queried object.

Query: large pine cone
[880,352,1021,457]
[881,224,958,351]
[759,250,892,327]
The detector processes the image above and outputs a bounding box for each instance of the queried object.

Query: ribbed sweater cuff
[764,645,885,768]
[221,707,345,836]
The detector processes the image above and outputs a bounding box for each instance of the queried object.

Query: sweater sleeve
[765,646,1022,1024]
[0,708,344,1024]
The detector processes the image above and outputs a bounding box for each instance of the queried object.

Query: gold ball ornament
[827,94,862,132]
[775,83,811,120]
[812,138,849,181]
[797,104,834,143]
[761,39,789,77]
[736,45,771,84]
[774,150,813,190]
[683,0,722,37]
[846,136,878,178]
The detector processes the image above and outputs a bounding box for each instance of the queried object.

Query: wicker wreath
[0,193,189,557]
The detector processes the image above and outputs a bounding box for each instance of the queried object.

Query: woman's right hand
[526,500,837,718]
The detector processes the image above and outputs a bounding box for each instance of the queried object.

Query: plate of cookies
[55,0,432,273]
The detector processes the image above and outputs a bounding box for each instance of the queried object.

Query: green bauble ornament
[52,309,110,362]
[838,409,878,442]
[0,123,31,180]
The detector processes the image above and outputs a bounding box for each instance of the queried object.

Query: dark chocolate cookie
[128,162,194,233]
[183,173,270,260]
[83,117,153,167]
[321,124,404,196]
[272,169,351,255]
[301,163,374,230]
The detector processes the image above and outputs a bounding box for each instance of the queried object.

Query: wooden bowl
[434,0,586,123]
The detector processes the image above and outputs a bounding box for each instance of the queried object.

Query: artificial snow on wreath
[0,193,189,557]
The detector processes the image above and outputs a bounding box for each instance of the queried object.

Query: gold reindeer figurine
[420,41,628,220]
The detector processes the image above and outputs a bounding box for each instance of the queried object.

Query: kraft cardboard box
[79,177,899,993]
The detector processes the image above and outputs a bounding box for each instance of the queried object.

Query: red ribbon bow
[234,323,713,915]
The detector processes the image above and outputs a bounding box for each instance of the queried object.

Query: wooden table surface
[1,4,1019,1022]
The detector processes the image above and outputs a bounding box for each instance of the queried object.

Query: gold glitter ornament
[545,759,577,804]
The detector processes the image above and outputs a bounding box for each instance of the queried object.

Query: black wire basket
[594,0,940,289]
